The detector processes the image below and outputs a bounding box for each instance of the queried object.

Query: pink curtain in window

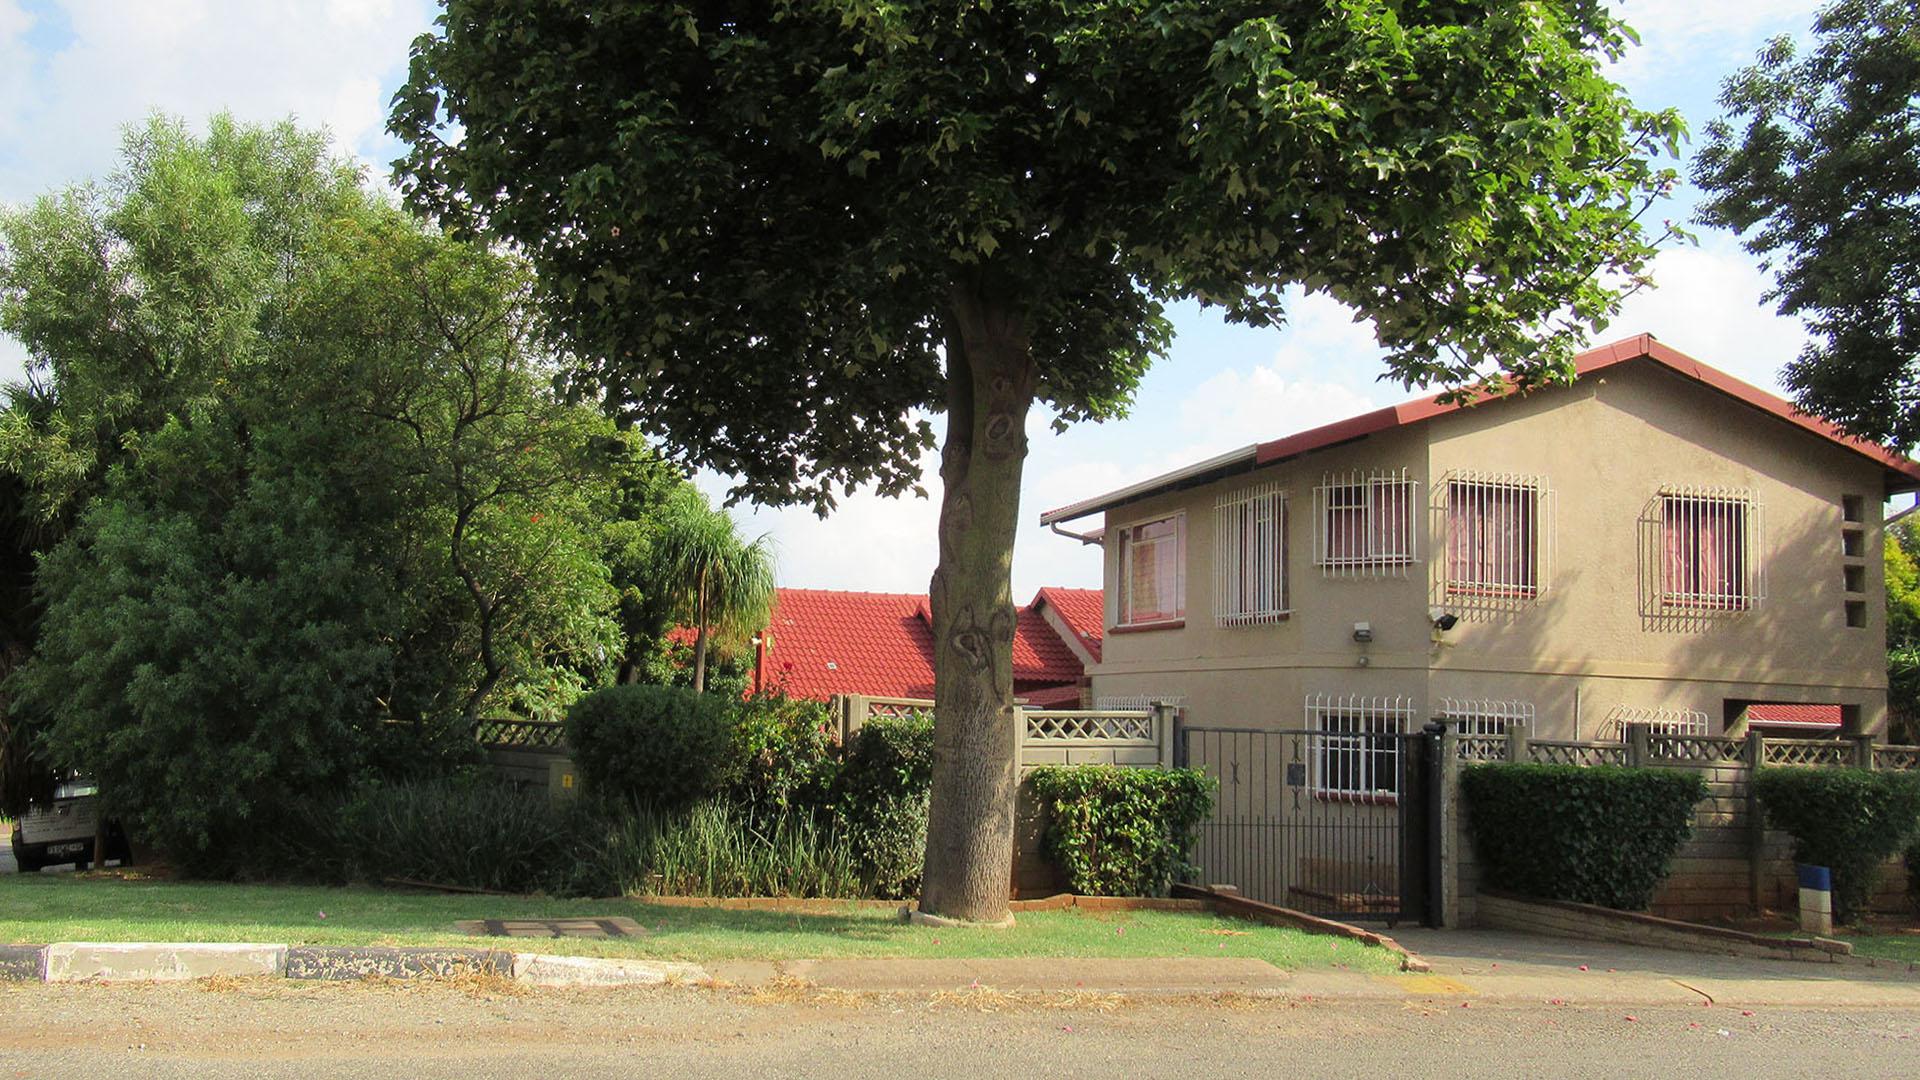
[1448,484,1534,592]
[1370,481,1410,557]
[1665,500,1741,603]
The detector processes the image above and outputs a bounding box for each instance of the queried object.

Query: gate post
[1154,701,1180,768]
[1437,721,1462,928]
[1420,720,1445,927]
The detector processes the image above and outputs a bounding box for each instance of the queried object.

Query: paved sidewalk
[702,930,1920,1008]
[1388,928,1920,1007]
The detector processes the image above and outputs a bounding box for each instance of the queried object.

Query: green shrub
[254,777,602,895]
[597,799,863,899]
[1461,764,1706,910]
[1754,767,1920,923]
[1026,766,1217,897]
[565,684,741,809]
[834,714,935,898]
[728,693,840,815]
[1906,836,1920,918]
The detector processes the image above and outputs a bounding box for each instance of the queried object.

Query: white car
[10,782,129,872]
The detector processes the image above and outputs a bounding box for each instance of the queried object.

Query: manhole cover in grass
[456,917,650,939]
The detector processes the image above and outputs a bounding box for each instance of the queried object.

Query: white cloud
[1610,0,1814,82]
[0,1,432,204]
[1608,239,1807,394]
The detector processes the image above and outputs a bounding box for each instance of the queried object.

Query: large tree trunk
[918,285,1035,924]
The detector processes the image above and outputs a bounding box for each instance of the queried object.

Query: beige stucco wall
[1090,358,1890,737]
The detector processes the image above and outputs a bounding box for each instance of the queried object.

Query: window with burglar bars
[1443,471,1552,600]
[1216,483,1288,626]
[1438,697,1535,737]
[1306,694,1412,801]
[1598,705,1710,740]
[1658,486,1764,613]
[1313,469,1417,576]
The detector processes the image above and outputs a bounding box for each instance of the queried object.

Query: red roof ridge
[1255,334,1920,484]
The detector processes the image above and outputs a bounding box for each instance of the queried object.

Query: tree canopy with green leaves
[1694,0,1920,447]
[0,116,704,860]
[394,1,1681,921]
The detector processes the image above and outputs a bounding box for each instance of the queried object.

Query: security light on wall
[1352,622,1373,643]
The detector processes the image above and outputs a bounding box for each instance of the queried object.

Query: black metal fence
[1180,726,1434,925]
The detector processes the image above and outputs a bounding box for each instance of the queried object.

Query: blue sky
[0,1,1843,596]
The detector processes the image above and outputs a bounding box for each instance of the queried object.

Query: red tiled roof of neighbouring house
[1011,599,1086,686]
[1040,334,1920,526]
[1034,586,1104,663]
[1744,703,1844,730]
[759,589,937,700]
[749,587,1098,702]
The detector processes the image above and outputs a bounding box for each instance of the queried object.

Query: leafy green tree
[0,115,681,863]
[394,2,1680,920]
[1887,521,1920,743]
[649,489,775,694]
[1693,0,1920,446]
[293,214,625,723]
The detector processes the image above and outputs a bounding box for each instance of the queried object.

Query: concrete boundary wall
[1474,891,1873,965]
[1445,725,1920,924]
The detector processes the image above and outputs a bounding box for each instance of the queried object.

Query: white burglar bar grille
[1216,483,1289,626]
[1658,486,1765,614]
[1305,694,1414,801]
[1313,469,1418,577]
[1598,705,1711,740]
[1438,697,1535,738]
[1440,471,1554,603]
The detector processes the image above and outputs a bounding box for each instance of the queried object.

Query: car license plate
[47,842,86,857]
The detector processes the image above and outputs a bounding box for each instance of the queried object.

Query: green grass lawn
[1829,933,1920,965]
[0,875,1398,973]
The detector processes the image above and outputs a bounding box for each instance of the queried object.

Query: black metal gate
[1180,726,1437,925]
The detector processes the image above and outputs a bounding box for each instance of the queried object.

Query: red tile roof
[1042,334,1920,525]
[1253,335,1920,486]
[1034,587,1105,663]
[1745,703,1844,730]
[753,587,1096,702]
[760,589,936,700]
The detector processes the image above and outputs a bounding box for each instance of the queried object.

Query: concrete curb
[44,942,286,983]
[511,953,706,987]
[0,943,708,988]
[0,944,46,982]
[283,946,513,981]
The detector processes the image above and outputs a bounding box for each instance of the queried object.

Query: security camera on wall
[1430,608,1459,632]
[1352,622,1373,643]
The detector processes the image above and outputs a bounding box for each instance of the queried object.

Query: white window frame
[1438,697,1535,738]
[1441,471,1553,600]
[1305,694,1413,803]
[1216,483,1288,627]
[1313,469,1418,577]
[1657,486,1765,614]
[1116,512,1186,627]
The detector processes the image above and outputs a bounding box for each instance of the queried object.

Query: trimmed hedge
[1027,765,1216,897]
[565,684,740,809]
[1753,767,1920,923]
[1461,763,1705,910]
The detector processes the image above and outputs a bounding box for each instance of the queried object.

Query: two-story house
[1040,334,1920,759]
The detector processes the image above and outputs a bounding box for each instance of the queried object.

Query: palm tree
[652,489,776,692]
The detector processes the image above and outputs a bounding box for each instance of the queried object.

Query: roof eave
[1037,445,1259,526]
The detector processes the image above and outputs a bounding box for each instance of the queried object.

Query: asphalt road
[3,980,1917,1079]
